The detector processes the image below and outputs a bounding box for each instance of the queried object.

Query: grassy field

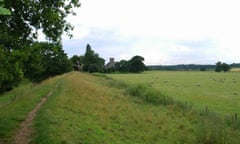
[0,71,240,143]
[106,71,240,115]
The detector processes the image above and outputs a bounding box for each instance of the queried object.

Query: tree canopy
[129,55,146,73]
[215,61,231,72]
[0,0,10,15]
[71,44,105,73]
[0,0,80,93]
[106,55,146,73]
[24,42,73,82]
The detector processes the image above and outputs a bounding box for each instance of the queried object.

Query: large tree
[24,42,73,82]
[0,0,80,44]
[215,61,222,72]
[82,44,105,73]
[0,0,80,92]
[215,61,231,72]
[221,63,231,72]
[115,60,129,72]
[129,55,146,73]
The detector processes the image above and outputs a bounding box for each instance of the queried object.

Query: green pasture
[106,71,240,115]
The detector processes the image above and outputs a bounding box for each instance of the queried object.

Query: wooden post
[235,113,238,129]
[205,106,208,115]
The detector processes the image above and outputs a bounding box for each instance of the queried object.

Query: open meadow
[106,71,240,115]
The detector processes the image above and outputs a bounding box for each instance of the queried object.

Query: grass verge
[0,74,65,143]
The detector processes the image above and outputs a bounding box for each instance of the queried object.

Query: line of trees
[111,55,146,73]
[71,44,146,73]
[70,44,105,73]
[0,0,80,93]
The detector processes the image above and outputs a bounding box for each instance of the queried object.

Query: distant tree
[215,61,231,72]
[215,61,222,72]
[82,44,105,73]
[221,63,231,72]
[117,60,129,72]
[129,55,146,73]
[200,67,206,71]
[70,55,84,71]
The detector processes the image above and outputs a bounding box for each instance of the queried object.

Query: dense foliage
[0,0,10,15]
[0,0,80,93]
[71,44,105,73]
[215,61,231,72]
[111,55,146,73]
[71,45,146,73]
[82,44,105,73]
[24,42,73,82]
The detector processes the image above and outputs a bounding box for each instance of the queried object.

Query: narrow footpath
[13,81,61,144]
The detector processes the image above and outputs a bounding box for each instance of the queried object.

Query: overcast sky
[62,0,240,65]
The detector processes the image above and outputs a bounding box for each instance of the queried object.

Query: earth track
[13,81,61,144]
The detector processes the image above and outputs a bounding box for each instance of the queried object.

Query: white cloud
[63,0,240,65]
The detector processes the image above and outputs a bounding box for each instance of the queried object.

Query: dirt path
[13,81,61,144]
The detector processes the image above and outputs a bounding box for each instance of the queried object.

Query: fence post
[234,113,238,130]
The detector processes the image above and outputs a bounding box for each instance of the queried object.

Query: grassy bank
[32,72,197,144]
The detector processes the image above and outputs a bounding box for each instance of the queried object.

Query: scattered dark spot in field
[149,81,154,84]
[179,124,185,130]
[233,92,238,96]
[163,80,168,83]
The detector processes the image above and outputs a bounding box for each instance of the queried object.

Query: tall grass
[127,83,174,106]
[96,73,240,144]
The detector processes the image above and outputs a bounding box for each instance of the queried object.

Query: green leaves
[24,42,73,82]
[0,7,11,15]
[0,48,23,93]
[0,0,11,15]
[0,0,80,93]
